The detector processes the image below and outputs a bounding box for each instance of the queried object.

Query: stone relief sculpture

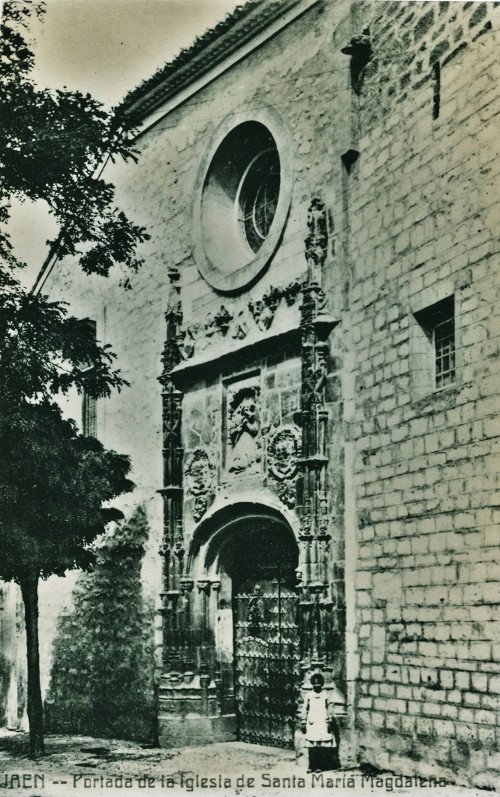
[205,305,233,337]
[227,385,261,474]
[305,197,328,271]
[266,424,301,508]
[183,278,305,354]
[184,449,215,521]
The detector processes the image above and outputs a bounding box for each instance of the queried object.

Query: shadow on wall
[45,506,156,743]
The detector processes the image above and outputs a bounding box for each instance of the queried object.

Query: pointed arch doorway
[215,519,299,748]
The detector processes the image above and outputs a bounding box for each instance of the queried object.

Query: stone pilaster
[157,267,235,746]
[296,199,344,711]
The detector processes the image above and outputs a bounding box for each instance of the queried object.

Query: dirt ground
[0,730,494,797]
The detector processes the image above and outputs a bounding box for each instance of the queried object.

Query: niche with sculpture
[225,380,261,477]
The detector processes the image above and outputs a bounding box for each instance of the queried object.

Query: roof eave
[118,0,319,129]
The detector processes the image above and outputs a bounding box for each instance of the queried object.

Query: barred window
[434,306,455,389]
[82,391,97,437]
[412,296,456,398]
[239,149,280,253]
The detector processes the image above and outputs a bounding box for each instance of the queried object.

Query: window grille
[239,149,280,253]
[82,390,97,437]
[412,295,456,398]
[434,310,455,389]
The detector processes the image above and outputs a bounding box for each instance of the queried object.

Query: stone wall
[347,2,500,788]
[39,0,353,733]
[34,0,500,787]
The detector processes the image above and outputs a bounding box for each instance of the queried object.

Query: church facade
[32,0,500,788]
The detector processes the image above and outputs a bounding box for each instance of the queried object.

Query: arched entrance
[158,503,304,749]
[200,508,299,748]
[219,523,298,748]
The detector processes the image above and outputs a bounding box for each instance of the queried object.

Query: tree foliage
[0,400,134,582]
[1,268,125,404]
[0,0,149,275]
[0,263,135,759]
[46,507,156,743]
[0,0,149,756]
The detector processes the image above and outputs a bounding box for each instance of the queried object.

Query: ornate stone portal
[157,199,345,749]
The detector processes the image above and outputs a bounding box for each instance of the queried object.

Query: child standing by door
[301,672,340,772]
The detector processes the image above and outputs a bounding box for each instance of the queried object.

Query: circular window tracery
[238,149,281,253]
[193,113,293,294]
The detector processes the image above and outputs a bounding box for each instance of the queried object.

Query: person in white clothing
[301,672,340,772]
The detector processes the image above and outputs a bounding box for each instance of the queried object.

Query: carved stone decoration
[296,197,338,671]
[305,197,328,277]
[161,266,183,373]
[248,287,280,330]
[276,480,297,510]
[231,311,248,340]
[158,265,186,671]
[267,424,301,480]
[267,424,301,508]
[341,27,372,95]
[248,280,304,331]
[183,279,305,354]
[184,449,215,522]
[227,383,261,475]
[205,305,233,337]
[248,299,274,331]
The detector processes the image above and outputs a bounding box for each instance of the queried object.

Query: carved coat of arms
[266,425,301,507]
[184,449,215,521]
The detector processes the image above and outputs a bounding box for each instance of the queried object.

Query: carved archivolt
[184,449,215,522]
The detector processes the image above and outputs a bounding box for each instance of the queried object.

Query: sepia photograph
[0,0,499,795]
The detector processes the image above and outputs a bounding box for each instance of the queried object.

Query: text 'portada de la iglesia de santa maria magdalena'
[3,0,500,789]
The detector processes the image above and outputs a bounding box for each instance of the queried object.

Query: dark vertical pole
[432,61,441,120]
[20,573,45,758]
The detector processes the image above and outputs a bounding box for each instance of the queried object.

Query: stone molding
[192,106,294,293]
[119,0,321,129]
[170,324,302,387]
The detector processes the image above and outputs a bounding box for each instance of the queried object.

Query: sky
[9,0,240,283]
[29,0,241,108]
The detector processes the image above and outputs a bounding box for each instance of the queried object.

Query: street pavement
[0,731,495,797]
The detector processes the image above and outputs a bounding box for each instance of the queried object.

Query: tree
[0,0,148,277]
[0,268,135,758]
[0,397,134,757]
[0,1,149,757]
[46,507,156,743]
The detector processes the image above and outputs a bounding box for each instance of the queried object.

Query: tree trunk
[20,573,45,758]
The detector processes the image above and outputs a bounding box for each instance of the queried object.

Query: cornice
[117,0,321,132]
[169,323,302,388]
